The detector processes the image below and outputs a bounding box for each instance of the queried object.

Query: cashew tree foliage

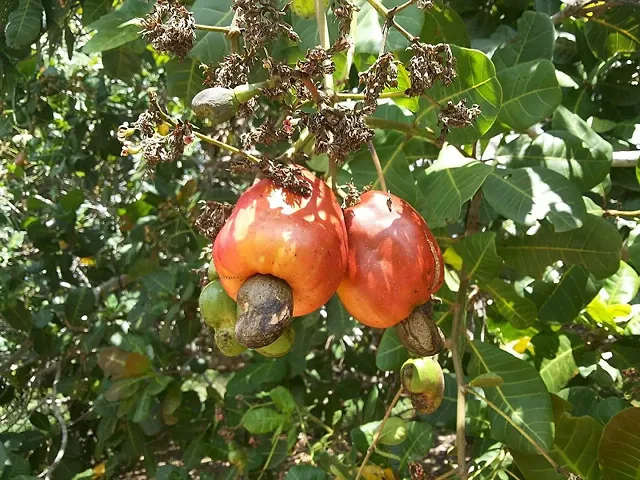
[1,0,640,479]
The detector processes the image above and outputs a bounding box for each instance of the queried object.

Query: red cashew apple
[213,166,348,348]
[337,190,444,329]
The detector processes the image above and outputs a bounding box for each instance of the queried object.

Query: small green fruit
[215,327,247,357]
[208,262,219,281]
[199,280,237,329]
[401,357,445,414]
[191,87,239,124]
[377,417,408,446]
[255,326,295,358]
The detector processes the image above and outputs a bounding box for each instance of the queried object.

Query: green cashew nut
[191,82,272,125]
[255,325,295,358]
[198,280,236,329]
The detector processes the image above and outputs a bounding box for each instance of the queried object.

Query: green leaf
[241,407,284,435]
[485,278,537,329]
[225,359,287,396]
[82,0,111,25]
[4,0,43,49]
[60,188,84,212]
[105,378,142,402]
[102,43,143,81]
[270,386,297,414]
[355,0,423,53]
[527,333,589,393]
[141,271,175,296]
[340,132,419,206]
[498,215,622,280]
[483,167,586,232]
[166,58,206,105]
[83,0,153,53]
[416,145,493,228]
[65,287,96,325]
[1,300,32,332]
[376,328,410,372]
[537,266,599,324]
[0,442,6,476]
[492,11,555,71]
[552,105,613,165]
[183,438,207,469]
[469,373,504,388]
[558,386,598,417]
[496,131,611,192]
[599,261,640,305]
[420,1,470,47]
[189,0,233,63]
[496,59,562,131]
[325,295,354,337]
[454,232,504,284]
[585,5,640,60]
[146,375,173,396]
[514,414,603,480]
[467,340,554,455]
[133,390,152,423]
[414,46,502,145]
[593,397,629,426]
[598,408,640,479]
[284,465,327,480]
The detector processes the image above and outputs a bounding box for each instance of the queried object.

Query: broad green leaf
[83,0,153,53]
[105,378,142,402]
[65,287,96,324]
[355,0,423,53]
[453,232,504,284]
[270,386,297,414]
[102,43,143,81]
[496,59,562,131]
[414,46,502,145]
[467,340,554,455]
[498,215,622,280]
[166,58,206,105]
[4,0,43,49]
[141,270,175,296]
[599,261,640,305]
[284,465,327,480]
[340,132,419,206]
[189,0,233,63]
[496,131,611,192]
[241,407,284,434]
[558,386,598,417]
[417,145,493,228]
[585,5,640,60]
[421,1,470,47]
[593,397,629,426]
[610,337,640,370]
[537,266,599,324]
[133,390,152,422]
[492,11,555,71]
[552,106,613,164]
[0,443,7,476]
[526,333,589,393]
[183,438,207,469]
[598,408,640,479]
[485,278,537,329]
[325,295,355,337]
[225,359,287,396]
[1,300,32,332]
[82,0,111,25]
[98,346,129,377]
[483,167,586,232]
[146,375,173,396]
[514,414,603,480]
[376,328,410,372]
[395,421,434,469]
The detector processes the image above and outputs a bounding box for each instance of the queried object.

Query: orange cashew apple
[213,166,348,348]
[337,190,444,329]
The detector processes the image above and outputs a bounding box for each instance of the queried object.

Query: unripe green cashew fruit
[191,82,271,124]
[199,280,236,329]
[208,261,219,281]
[215,327,247,357]
[401,357,445,414]
[255,326,295,358]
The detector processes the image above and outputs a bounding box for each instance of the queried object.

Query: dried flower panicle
[296,47,336,79]
[140,0,195,59]
[261,58,297,99]
[417,0,434,9]
[228,157,312,197]
[195,201,235,241]
[233,0,300,56]
[405,42,456,97]
[303,106,374,164]
[204,53,249,89]
[241,118,296,149]
[437,99,481,144]
[343,182,371,208]
[359,52,399,112]
[332,0,359,39]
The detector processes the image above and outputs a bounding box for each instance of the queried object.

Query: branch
[463,386,565,476]
[94,274,131,301]
[611,150,640,168]
[367,141,387,192]
[364,116,438,144]
[39,362,68,480]
[354,386,404,480]
[194,24,231,33]
[315,0,334,91]
[604,208,640,218]
[551,0,632,24]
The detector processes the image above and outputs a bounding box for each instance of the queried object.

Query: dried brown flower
[233,0,300,56]
[241,118,295,149]
[343,182,371,208]
[140,0,195,59]
[405,42,456,97]
[204,53,249,88]
[437,99,481,144]
[359,52,399,112]
[195,201,235,241]
[229,157,312,197]
[261,58,297,99]
[297,47,336,79]
[417,0,434,9]
[408,462,428,480]
[332,0,359,38]
[302,106,374,164]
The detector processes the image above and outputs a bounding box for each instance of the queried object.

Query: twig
[434,470,457,480]
[335,90,408,101]
[366,0,417,43]
[354,386,404,480]
[227,11,241,54]
[393,0,415,15]
[315,0,334,91]
[194,24,231,33]
[463,386,564,475]
[157,109,261,163]
[94,274,131,301]
[367,141,387,192]
[611,150,640,167]
[364,116,438,144]
[39,362,68,480]
[551,0,628,24]
[604,208,640,218]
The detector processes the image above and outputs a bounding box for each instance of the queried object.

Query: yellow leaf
[93,462,106,478]
[443,247,463,271]
[361,465,387,480]
[124,352,151,378]
[80,257,95,266]
[513,336,531,354]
